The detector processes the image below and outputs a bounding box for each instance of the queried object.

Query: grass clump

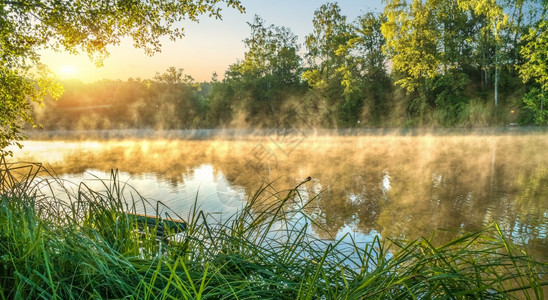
[0,158,546,299]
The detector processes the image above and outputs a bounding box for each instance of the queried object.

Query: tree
[339,12,390,123]
[519,12,548,124]
[0,66,62,154]
[235,15,301,85]
[459,0,508,107]
[0,0,244,155]
[381,0,515,124]
[223,15,302,126]
[303,2,351,91]
[151,67,198,129]
[302,2,358,126]
[381,0,442,119]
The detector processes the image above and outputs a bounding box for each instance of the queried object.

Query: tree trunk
[494,59,498,107]
[494,22,498,107]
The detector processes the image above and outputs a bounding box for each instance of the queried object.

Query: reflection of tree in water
[10,135,548,257]
[501,167,548,255]
[373,136,547,258]
[296,155,387,239]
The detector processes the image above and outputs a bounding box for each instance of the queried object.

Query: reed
[0,157,546,299]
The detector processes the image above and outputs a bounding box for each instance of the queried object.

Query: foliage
[233,15,302,85]
[219,15,305,127]
[0,66,62,155]
[33,68,207,130]
[381,0,440,95]
[0,0,244,154]
[301,3,351,126]
[522,88,548,124]
[519,12,548,124]
[381,0,501,118]
[1,0,244,65]
[3,1,548,135]
[301,3,392,126]
[0,160,546,299]
[519,14,548,92]
[380,0,546,125]
[303,2,351,91]
[337,12,391,125]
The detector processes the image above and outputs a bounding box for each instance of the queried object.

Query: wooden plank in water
[126,213,187,237]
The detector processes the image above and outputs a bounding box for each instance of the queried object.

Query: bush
[521,88,547,125]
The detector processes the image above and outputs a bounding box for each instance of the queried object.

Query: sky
[41,0,383,83]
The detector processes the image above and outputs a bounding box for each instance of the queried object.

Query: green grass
[0,157,546,299]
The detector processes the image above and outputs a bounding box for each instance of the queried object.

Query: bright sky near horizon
[41,0,383,83]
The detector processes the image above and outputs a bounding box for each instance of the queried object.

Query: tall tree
[224,15,302,126]
[382,0,515,124]
[235,15,301,85]
[334,12,390,124]
[381,0,442,119]
[302,2,357,126]
[336,13,388,95]
[458,0,508,107]
[150,67,198,129]
[303,2,351,92]
[519,10,548,124]
[0,0,244,154]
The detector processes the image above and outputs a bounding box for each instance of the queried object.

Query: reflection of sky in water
[382,171,391,191]
[52,164,246,219]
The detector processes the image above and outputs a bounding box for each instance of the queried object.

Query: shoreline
[23,126,548,141]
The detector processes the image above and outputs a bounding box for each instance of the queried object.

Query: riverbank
[0,160,546,299]
[22,126,548,141]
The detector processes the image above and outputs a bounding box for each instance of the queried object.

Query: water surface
[9,129,548,258]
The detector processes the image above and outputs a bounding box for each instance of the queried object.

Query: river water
[6,129,548,258]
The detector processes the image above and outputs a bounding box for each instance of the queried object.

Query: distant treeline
[35,1,547,129]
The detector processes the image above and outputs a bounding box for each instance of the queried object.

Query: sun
[58,64,78,78]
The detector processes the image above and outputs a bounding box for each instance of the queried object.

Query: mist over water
[9,129,548,258]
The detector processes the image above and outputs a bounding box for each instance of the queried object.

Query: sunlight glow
[58,65,78,77]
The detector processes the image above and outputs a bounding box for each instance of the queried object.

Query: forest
[33,1,547,130]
